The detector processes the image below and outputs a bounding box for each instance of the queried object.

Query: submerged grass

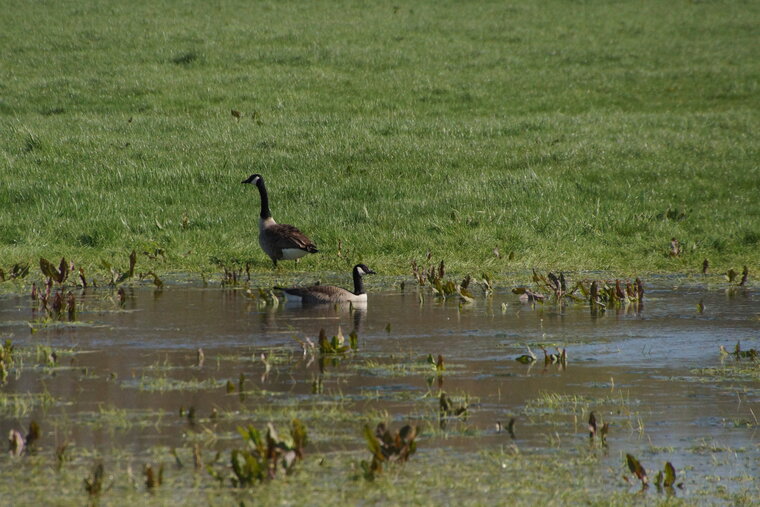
[2,443,757,505]
[1,0,759,278]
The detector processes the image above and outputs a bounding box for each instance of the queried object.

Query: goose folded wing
[265,224,318,252]
[282,286,341,303]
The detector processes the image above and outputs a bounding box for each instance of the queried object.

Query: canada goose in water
[241,174,318,267]
[276,264,376,304]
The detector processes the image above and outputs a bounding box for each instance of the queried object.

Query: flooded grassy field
[0,275,758,505]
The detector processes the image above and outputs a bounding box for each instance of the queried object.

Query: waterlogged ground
[0,276,758,505]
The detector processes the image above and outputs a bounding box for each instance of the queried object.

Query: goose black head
[241,174,263,185]
[354,264,376,276]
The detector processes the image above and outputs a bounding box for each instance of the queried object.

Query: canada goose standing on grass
[242,174,318,267]
[276,264,376,304]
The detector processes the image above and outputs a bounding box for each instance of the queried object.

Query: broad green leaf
[626,454,648,485]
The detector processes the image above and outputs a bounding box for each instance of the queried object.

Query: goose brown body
[242,174,318,267]
[277,264,375,304]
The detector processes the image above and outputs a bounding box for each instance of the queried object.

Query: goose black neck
[256,180,272,219]
[352,268,366,295]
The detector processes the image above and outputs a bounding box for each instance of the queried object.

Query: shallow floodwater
[0,280,758,498]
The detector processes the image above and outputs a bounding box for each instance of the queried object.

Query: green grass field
[1,0,758,279]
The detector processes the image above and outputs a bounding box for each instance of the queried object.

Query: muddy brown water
[0,280,758,496]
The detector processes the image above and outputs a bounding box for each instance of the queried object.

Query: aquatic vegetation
[439,392,468,419]
[0,392,56,417]
[361,422,417,480]
[410,258,491,302]
[725,266,749,286]
[0,284,758,504]
[426,353,445,372]
[0,340,15,384]
[318,327,357,355]
[625,454,648,487]
[219,262,251,287]
[83,462,106,497]
[495,418,517,438]
[0,263,30,281]
[720,342,759,360]
[209,419,307,487]
[515,345,537,364]
[654,462,680,491]
[694,342,760,386]
[101,250,137,285]
[625,454,683,492]
[542,347,567,369]
[39,257,71,285]
[144,463,164,490]
[132,375,227,393]
[8,421,40,457]
[588,412,609,446]
[586,277,644,310]
[512,286,546,303]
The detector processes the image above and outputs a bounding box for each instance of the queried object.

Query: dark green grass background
[1,0,758,277]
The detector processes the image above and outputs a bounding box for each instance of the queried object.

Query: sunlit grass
[1,0,758,279]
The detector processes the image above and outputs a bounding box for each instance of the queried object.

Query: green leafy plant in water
[0,340,15,384]
[439,392,468,417]
[253,287,279,308]
[515,345,537,364]
[142,271,164,289]
[210,419,307,487]
[725,266,749,286]
[719,341,758,360]
[654,462,675,490]
[588,412,609,446]
[626,453,648,487]
[100,249,137,285]
[39,257,69,284]
[439,392,469,430]
[8,420,40,457]
[626,455,683,493]
[587,277,644,310]
[361,422,417,480]
[426,353,445,372]
[318,327,357,355]
[144,463,164,491]
[0,262,30,281]
[84,462,105,496]
[542,347,567,370]
[512,286,546,303]
[411,258,477,302]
